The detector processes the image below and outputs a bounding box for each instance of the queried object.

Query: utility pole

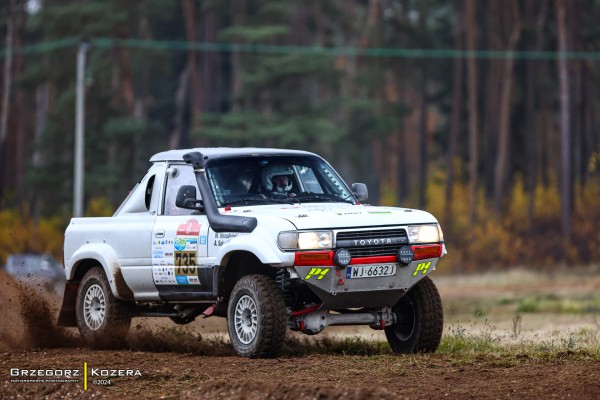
[555,0,571,244]
[74,41,89,218]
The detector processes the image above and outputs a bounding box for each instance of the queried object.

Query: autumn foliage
[0,208,64,265]
[426,176,600,272]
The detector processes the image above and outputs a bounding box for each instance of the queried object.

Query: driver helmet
[261,164,293,192]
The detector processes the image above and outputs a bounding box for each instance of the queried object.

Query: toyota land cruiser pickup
[58,148,446,357]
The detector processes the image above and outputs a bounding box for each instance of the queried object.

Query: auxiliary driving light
[334,248,352,268]
[397,245,414,265]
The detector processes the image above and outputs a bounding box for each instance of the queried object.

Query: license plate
[346,264,397,279]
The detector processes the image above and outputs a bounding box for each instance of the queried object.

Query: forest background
[0,0,599,273]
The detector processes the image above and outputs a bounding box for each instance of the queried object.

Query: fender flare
[68,243,134,301]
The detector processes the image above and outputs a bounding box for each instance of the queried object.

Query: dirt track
[3,349,600,399]
[2,270,600,399]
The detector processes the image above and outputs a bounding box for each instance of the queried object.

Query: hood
[223,203,438,230]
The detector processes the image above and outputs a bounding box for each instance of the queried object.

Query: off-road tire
[227,274,287,358]
[385,276,443,353]
[75,266,132,349]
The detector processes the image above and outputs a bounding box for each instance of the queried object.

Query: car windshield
[205,155,355,207]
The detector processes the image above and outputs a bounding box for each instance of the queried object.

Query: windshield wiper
[223,198,270,207]
[223,196,299,207]
[266,197,300,205]
[295,194,354,204]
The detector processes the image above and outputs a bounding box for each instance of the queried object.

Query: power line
[2,36,600,60]
[0,37,79,56]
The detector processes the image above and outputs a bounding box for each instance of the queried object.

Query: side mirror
[351,183,368,202]
[176,185,204,210]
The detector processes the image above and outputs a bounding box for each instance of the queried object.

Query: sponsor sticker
[152,265,201,286]
[177,219,202,235]
[304,267,330,280]
[174,238,187,251]
[413,261,432,276]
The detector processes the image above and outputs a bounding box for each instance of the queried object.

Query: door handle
[155,230,165,238]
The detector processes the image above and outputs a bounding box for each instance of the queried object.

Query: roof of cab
[149,147,316,163]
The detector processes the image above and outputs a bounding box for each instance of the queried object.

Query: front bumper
[292,258,439,309]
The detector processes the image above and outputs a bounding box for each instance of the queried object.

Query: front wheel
[227,275,286,358]
[385,276,443,353]
[75,266,132,348]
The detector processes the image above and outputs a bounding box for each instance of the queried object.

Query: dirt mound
[1,381,113,400]
[176,379,396,400]
[0,270,78,351]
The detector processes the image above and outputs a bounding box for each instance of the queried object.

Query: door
[110,162,165,301]
[151,163,214,300]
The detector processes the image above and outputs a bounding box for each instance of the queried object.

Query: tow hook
[369,319,386,330]
[202,304,216,318]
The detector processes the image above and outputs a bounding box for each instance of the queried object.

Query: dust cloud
[0,270,77,351]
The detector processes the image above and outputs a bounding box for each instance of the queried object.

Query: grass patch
[439,321,503,355]
[438,333,502,355]
[282,331,600,362]
[438,320,600,362]
[516,295,600,314]
[285,317,600,361]
[445,293,600,317]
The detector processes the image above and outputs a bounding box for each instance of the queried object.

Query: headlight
[407,224,442,244]
[438,224,445,242]
[278,231,333,250]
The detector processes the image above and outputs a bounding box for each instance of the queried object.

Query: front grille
[336,228,408,258]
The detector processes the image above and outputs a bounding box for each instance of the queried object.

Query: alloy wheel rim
[83,284,106,331]
[234,295,258,344]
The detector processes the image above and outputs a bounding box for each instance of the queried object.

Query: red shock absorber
[335,268,345,286]
[290,304,321,317]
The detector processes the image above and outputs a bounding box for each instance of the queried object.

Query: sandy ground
[1,268,599,399]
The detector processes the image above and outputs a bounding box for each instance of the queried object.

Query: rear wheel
[75,267,132,348]
[227,274,286,358]
[385,276,443,353]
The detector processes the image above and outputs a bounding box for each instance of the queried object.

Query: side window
[163,165,202,216]
[113,162,167,216]
[145,175,156,210]
[148,173,163,214]
[296,166,323,194]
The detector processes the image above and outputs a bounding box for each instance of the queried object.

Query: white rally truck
[58,148,446,357]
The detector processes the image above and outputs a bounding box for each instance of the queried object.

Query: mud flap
[56,282,79,327]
